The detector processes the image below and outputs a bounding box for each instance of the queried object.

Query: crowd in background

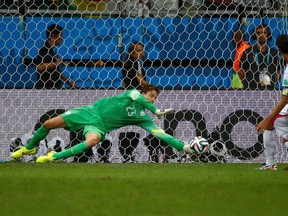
[0,0,286,90]
[0,0,287,18]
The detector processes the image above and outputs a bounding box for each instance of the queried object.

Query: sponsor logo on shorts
[65,111,72,115]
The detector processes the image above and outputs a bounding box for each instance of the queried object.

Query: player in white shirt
[256,34,288,170]
[256,104,288,170]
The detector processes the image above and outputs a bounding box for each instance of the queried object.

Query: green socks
[155,132,184,151]
[26,125,50,149]
[26,125,90,161]
[53,142,89,160]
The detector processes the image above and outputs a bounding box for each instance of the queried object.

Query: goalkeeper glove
[154,108,175,119]
[183,144,193,154]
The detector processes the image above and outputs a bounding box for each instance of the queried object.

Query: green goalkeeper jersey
[62,89,157,134]
[93,89,157,132]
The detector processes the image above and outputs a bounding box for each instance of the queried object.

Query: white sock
[263,130,276,165]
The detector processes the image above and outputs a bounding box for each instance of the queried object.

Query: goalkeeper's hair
[141,85,160,95]
[276,34,288,54]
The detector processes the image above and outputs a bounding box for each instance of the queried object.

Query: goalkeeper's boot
[256,164,277,171]
[36,151,56,163]
[10,146,37,159]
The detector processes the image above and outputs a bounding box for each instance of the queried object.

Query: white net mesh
[1,0,288,163]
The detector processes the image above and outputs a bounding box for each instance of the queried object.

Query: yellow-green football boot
[36,151,56,163]
[11,146,37,159]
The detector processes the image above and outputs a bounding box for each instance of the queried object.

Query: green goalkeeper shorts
[61,105,106,141]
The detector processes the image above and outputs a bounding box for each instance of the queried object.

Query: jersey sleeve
[282,66,288,96]
[128,89,157,113]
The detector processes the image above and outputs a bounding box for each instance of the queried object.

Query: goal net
[1,0,288,163]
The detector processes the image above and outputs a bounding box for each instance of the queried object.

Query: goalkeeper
[11,85,193,163]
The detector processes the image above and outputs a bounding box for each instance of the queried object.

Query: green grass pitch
[0,162,287,216]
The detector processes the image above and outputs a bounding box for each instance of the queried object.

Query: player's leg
[255,116,278,170]
[36,126,103,163]
[54,132,101,159]
[11,116,67,159]
[263,130,277,166]
[256,129,277,170]
[27,116,67,149]
[258,116,288,170]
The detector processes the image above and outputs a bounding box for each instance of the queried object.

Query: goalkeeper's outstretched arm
[140,121,193,153]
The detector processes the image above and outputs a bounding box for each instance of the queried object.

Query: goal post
[0,0,288,163]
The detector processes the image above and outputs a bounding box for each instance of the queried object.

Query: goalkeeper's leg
[36,132,101,163]
[11,116,67,159]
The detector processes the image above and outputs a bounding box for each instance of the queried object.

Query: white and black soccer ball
[189,136,209,155]
[209,141,227,158]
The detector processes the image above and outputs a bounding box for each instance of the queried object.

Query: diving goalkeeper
[11,85,193,163]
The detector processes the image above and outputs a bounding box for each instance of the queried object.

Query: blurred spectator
[58,0,77,11]
[179,0,205,17]
[270,0,282,10]
[239,23,281,90]
[125,0,179,18]
[204,0,236,10]
[204,0,239,19]
[26,0,59,10]
[122,41,150,89]
[72,0,106,18]
[152,0,179,17]
[44,0,59,9]
[0,0,17,9]
[235,0,282,21]
[124,0,151,17]
[35,24,77,89]
[232,29,251,89]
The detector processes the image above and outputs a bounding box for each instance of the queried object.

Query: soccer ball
[209,141,227,158]
[189,136,209,155]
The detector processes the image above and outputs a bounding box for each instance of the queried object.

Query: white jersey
[274,63,288,136]
[263,64,288,166]
[279,104,288,115]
